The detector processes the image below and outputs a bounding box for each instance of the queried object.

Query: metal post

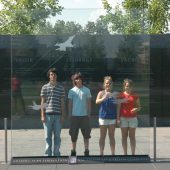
[153,117,157,162]
[4,118,8,163]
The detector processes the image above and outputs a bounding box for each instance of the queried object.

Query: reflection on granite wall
[150,34,170,125]
[0,36,11,119]
[1,34,170,126]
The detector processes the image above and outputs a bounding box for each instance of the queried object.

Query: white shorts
[120,117,138,128]
[99,118,116,126]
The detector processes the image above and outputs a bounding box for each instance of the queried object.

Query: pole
[4,118,8,163]
[153,117,157,162]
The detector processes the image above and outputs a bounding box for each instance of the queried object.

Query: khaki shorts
[99,118,116,126]
[120,117,138,128]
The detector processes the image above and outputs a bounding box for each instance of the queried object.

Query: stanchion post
[4,118,8,164]
[153,117,157,162]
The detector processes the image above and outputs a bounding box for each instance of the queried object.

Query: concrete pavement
[1,162,170,170]
[0,116,170,170]
[0,127,170,162]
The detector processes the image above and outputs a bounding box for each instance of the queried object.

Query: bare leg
[72,142,76,151]
[121,127,129,155]
[99,125,107,156]
[108,124,116,155]
[129,128,136,155]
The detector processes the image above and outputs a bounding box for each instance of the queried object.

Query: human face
[75,77,82,87]
[124,82,132,92]
[104,79,112,91]
[49,72,57,82]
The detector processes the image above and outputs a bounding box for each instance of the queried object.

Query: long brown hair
[123,78,133,90]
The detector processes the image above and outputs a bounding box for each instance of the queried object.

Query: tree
[83,20,109,34]
[0,0,63,34]
[64,21,82,34]
[148,0,170,33]
[36,22,54,35]
[53,20,82,35]
[101,0,170,34]
[84,21,97,34]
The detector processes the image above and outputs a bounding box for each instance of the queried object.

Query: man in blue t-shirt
[68,72,91,156]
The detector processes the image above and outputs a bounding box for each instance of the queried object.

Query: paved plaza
[0,127,170,169]
[0,116,170,169]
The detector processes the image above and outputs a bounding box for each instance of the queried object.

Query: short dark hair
[47,68,58,78]
[72,72,83,86]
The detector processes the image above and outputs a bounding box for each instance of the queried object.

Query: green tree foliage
[148,0,170,33]
[101,0,170,34]
[84,20,109,34]
[36,22,54,34]
[53,20,82,35]
[0,0,63,34]
[84,21,97,34]
[36,20,82,35]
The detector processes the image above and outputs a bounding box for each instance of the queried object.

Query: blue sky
[59,0,123,9]
[48,0,123,26]
[59,0,103,8]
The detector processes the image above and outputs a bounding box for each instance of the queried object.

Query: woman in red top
[118,79,141,155]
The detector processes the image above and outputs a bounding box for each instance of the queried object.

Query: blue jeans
[43,114,61,156]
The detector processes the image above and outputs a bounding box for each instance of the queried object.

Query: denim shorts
[120,117,138,128]
[99,118,116,126]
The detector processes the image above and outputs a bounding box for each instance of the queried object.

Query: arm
[116,103,120,119]
[41,96,46,122]
[116,93,121,124]
[96,91,107,104]
[131,98,141,113]
[68,99,73,118]
[116,103,121,124]
[87,98,91,116]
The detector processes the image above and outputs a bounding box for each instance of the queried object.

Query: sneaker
[84,149,89,156]
[71,150,76,156]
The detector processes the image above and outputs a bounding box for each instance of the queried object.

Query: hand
[41,115,46,123]
[116,119,120,125]
[131,108,138,113]
[103,92,110,100]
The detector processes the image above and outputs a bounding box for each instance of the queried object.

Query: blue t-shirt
[99,93,117,119]
[68,86,91,116]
